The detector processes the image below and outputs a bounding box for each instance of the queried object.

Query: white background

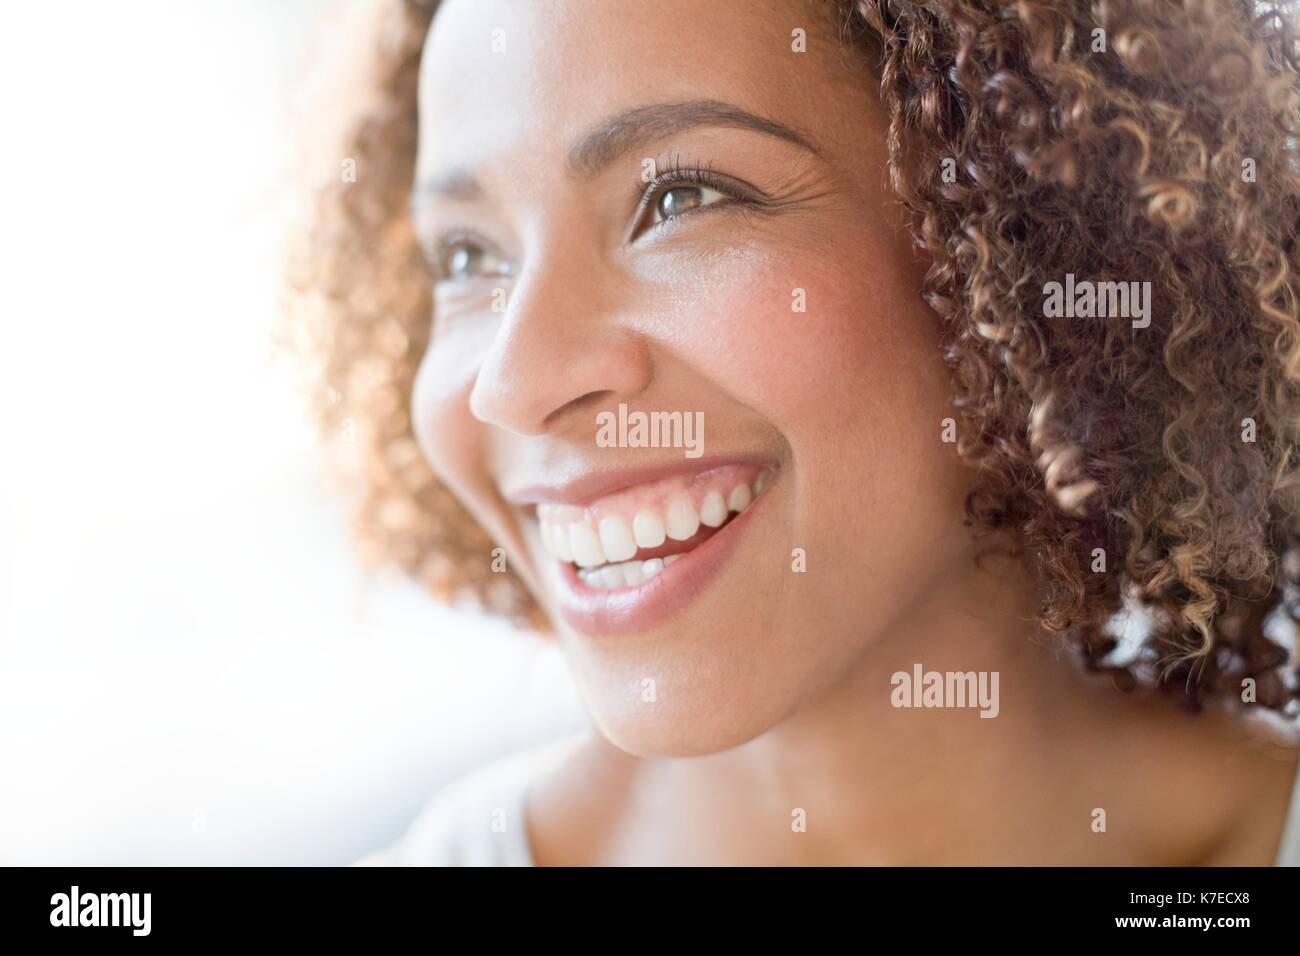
[0,0,585,864]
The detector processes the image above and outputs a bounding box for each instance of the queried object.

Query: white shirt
[354,733,585,866]
[357,732,1300,866]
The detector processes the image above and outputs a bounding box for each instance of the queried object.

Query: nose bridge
[468,242,652,438]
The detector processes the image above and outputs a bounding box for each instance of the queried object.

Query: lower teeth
[579,554,682,589]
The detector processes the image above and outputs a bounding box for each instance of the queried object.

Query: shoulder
[1194,716,1300,866]
[354,731,591,867]
[1260,731,1300,866]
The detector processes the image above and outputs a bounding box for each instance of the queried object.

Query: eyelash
[632,154,754,236]
[425,228,500,282]
[424,156,759,281]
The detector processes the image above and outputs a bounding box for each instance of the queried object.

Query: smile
[532,462,775,634]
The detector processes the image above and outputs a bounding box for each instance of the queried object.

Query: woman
[291,0,1300,865]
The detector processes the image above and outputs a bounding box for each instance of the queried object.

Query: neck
[609,551,1246,865]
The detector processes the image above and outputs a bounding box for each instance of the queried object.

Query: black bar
[0,866,1288,943]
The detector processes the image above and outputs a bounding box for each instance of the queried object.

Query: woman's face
[412,0,977,756]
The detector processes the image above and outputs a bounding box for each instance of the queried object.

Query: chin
[576,673,797,759]
[560,602,865,759]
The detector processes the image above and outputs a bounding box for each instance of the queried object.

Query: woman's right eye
[436,236,510,283]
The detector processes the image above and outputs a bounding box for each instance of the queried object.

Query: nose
[468,249,653,437]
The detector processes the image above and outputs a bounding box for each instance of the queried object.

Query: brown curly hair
[286,0,1300,715]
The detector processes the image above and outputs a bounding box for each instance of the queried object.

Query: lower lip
[551,494,765,637]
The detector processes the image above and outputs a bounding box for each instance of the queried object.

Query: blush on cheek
[675,250,943,431]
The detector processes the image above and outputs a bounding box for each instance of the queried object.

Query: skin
[410,0,1299,864]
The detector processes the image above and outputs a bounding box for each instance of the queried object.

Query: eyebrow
[412,169,483,204]
[411,98,820,209]
[566,98,821,177]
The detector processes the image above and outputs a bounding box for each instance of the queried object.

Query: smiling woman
[290,0,1300,867]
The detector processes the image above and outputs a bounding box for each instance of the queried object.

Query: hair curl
[286,0,1300,715]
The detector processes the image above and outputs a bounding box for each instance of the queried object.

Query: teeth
[577,554,687,589]
[622,560,645,586]
[665,495,701,541]
[727,483,752,512]
[568,523,606,568]
[632,511,666,549]
[543,521,572,561]
[597,515,637,562]
[699,489,727,528]
[540,476,770,571]
[555,523,575,561]
[542,522,568,561]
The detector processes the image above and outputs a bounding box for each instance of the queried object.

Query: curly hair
[286,0,1300,715]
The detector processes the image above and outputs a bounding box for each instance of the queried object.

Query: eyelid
[628,159,767,241]
[426,228,512,283]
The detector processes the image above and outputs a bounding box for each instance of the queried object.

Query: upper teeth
[539,479,759,570]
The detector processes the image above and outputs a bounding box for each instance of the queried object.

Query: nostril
[542,389,619,432]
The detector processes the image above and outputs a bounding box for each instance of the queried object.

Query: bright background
[0,0,586,865]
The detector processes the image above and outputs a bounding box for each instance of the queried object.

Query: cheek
[665,232,969,604]
[410,325,488,492]
[667,234,951,465]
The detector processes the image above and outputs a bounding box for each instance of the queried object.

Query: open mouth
[536,463,773,592]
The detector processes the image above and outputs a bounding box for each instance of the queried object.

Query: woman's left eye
[648,184,729,227]
[434,235,511,284]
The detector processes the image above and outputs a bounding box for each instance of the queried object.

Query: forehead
[416,0,850,177]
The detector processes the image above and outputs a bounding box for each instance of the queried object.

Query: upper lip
[503,454,774,508]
